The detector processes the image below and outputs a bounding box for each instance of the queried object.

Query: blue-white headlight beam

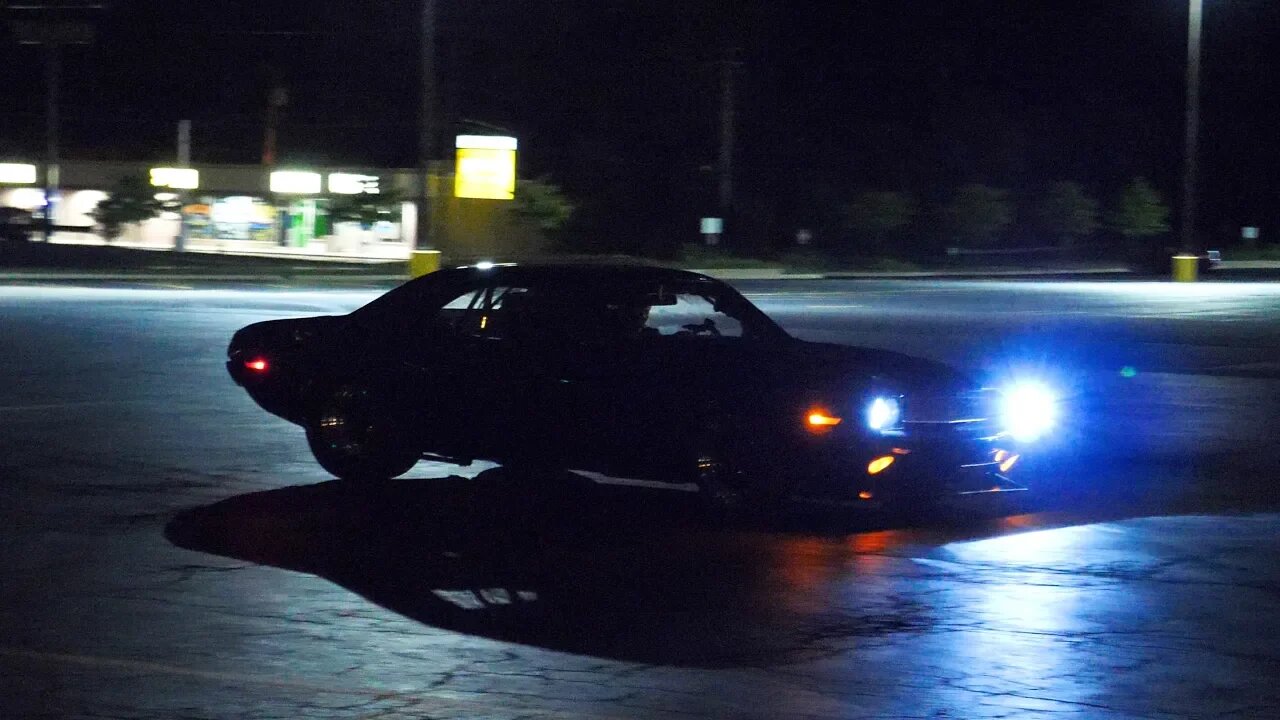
[1000,382,1057,443]
[866,396,902,433]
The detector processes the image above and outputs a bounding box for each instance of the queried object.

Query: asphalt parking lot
[2,279,1279,719]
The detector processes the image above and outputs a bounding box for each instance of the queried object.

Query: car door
[542,334,655,478]
[387,280,535,460]
[547,296,711,482]
[606,291,755,481]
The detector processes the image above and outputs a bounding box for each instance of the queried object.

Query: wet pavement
[2,281,1280,718]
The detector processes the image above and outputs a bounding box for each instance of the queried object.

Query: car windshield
[346,270,471,323]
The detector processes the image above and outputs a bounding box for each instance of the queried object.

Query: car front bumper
[793,433,1026,504]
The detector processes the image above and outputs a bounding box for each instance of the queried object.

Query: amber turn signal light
[867,456,895,475]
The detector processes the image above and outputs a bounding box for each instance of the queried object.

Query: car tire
[306,385,420,482]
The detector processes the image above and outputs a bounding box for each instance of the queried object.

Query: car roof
[439,262,720,288]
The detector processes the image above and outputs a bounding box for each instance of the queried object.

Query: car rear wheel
[306,386,420,482]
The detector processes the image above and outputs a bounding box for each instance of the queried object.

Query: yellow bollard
[409,250,442,278]
[1171,255,1199,282]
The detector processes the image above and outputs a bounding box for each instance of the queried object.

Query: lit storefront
[3,150,549,262]
[0,160,420,260]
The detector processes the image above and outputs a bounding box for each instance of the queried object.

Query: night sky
[2,1,1278,252]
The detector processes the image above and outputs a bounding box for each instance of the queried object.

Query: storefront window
[186,196,277,242]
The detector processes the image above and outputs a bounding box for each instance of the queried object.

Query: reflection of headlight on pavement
[866,396,902,433]
[1000,382,1057,442]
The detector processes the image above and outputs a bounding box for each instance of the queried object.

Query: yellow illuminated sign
[455,148,516,200]
[454,135,517,200]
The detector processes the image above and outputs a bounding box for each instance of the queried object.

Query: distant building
[0,160,549,262]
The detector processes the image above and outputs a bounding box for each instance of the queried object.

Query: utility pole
[262,81,288,246]
[262,85,286,167]
[417,0,438,251]
[717,50,740,233]
[175,119,191,251]
[42,41,60,241]
[1181,0,1203,254]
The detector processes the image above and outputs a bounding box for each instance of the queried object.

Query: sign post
[701,217,723,246]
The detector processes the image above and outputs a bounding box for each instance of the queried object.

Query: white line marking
[568,469,698,492]
[0,400,140,413]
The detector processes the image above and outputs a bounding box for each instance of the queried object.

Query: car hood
[779,340,975,397]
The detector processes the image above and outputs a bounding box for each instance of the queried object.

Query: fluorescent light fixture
[328,173,380,195]
[150,167,199,190]
[7,187,46,209]
[270,170,322,194]
[0,163,37,184]
[455,135,518,151]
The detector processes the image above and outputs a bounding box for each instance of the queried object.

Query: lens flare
[1000,382,1056,442]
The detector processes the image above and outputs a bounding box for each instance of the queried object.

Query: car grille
[902,389,1000,438]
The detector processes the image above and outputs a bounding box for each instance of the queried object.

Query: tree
[1035,181,1099,247]
[514,176,574,232]
[840,191,917,254]
[92,174,167,240]
[942,184,1013,247]
[1108,177,1170,239]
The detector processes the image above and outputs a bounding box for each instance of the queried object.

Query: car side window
[430,288,485,336]
[645,293,744,338]
[442,285,532,340]
[479,287,613,345]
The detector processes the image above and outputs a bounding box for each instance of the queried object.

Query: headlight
[1000,382,1057,442]
[866,396,902,433]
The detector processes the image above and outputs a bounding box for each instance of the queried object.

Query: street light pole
[1181,0,1203,254]
[9,4,103,240]
[716,50,741,246]
[717,52,737,219]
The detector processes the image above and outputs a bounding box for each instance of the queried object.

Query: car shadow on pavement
[164,454,1280,668]
[164,467,1031,667]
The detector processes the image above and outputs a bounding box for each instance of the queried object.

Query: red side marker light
[245,358,269,372]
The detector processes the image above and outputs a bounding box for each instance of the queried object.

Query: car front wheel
[305,386,420,482]
[693,449,794,520]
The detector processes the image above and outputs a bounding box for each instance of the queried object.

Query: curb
[819,267,1132,280]
[687,267,1133,281]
